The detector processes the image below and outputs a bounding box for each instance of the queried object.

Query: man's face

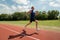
[31,7,34,10]
[32,8,34,10]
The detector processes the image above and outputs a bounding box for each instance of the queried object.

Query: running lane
[0,24,60,40]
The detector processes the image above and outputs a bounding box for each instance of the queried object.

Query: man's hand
[35,11,39,16]
[25,12,29,18]
[26,10,31,18]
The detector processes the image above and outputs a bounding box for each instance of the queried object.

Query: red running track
[0,24,60,40]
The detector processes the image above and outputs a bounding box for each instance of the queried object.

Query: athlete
[24,6,39,32]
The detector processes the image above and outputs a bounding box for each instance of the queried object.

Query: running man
[24,6,39,32]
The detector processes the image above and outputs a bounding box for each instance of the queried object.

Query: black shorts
[30,17,36,22]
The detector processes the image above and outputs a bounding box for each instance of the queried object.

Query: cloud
[2,0,5,1]
[0,4,11,10]
[12,0,30,5]
[11,0,31,12]
[17,5,30,12]
[11,5,30,12]
[39,0,52,2]
[49,1,60,7]
[0,0,60,14]
[0,3,30,14]
[11,5,17,10]
[0,4,13,14]
[0,0,5,2]
[38,0,53,4]
[56,0,60,3]
[39,0,46,2]
[41,6,46,11]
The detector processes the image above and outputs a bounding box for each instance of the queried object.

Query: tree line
[0,10,60,21]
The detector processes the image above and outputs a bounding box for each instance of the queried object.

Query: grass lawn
[0,20,60,31]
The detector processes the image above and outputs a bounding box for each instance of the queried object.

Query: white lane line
[0,26,40,40]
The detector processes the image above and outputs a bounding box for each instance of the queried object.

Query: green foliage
[7,15,13,20]
[48,10,59,20]
[12,12,28,20]
[0,10,60,21]
[41,11,48,20]
[0,14,8,20]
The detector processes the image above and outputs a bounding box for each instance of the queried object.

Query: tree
[0,10,60,21]
[48,10,59,20]
[35,11,41,20]
[12,12,28,20]
[7,15,13,21]
[0,14,8,21]
[41,11,48,20]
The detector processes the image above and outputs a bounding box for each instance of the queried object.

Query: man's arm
[35,11,39,16]
[26,10,31,18]
[27,10,31,14]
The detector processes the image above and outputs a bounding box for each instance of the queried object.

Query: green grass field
[0,20,60,31]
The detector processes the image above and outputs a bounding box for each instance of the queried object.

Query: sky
[0,0,60,14]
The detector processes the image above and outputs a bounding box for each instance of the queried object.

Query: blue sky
[0,0,60,14]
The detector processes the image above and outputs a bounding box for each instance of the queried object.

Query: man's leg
[35,20,38,31]
[24,22,32,30]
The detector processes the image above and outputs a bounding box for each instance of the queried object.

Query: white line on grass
[0,26,40,40]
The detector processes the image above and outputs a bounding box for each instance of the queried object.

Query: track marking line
[0,26,40,40]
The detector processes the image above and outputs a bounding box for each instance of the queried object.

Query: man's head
[31,6,34,10]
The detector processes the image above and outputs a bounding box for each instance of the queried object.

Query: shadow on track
[8,30,38,39]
